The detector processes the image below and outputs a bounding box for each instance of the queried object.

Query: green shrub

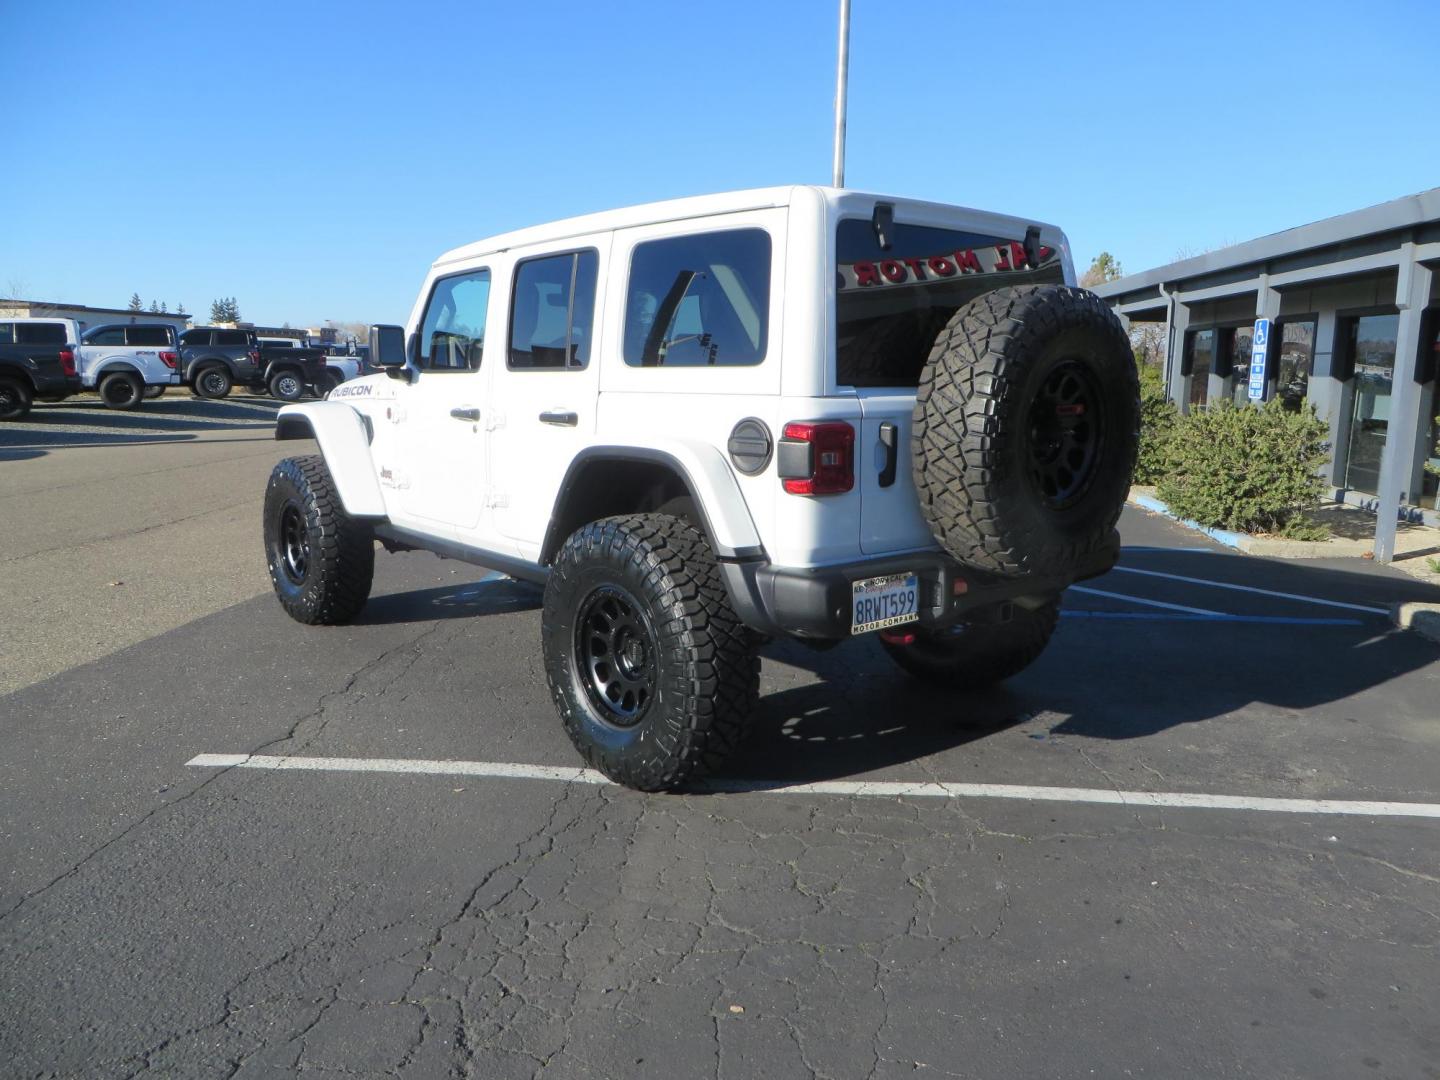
[1156,399,1331,539]
[1133,357,1178,484]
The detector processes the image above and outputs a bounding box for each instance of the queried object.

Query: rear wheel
[879,599,1060,689]
[268,369,304,401]
[316,372,341,397]
[143,385,166,400]
[542,514,759,791]
[0,376,33,421]
[195,365,232,399]
[264,455,374,625]
[99,371,143,411]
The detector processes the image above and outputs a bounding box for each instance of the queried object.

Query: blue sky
[3,0,1436,327]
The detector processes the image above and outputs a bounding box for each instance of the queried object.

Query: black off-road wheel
[880,599,1060,689]
[264,455,374,625]
[268,369,305,402]
[99,371,144,411]
[195,365,232,399]
[913,285,1139,578]
[0,376,33,421]
[542,514,760,791]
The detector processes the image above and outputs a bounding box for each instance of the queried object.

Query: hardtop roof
[432,186,1064,268]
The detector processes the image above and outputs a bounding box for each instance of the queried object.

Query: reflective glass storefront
[1227,325,1255,406]
[1275,320,1316,411]
[1343,314,1399,495]
[1187,329,1215,409]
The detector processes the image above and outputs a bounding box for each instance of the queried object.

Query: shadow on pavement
[357,578,543,625]
[0,397,284,449]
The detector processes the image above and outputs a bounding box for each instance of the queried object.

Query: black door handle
[878,421,898,487]
[539,409,578,426]
[450,407,480,422]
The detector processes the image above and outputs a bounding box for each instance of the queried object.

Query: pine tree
[149,300,160,313]
[128,293,143,312]
[209,298,227,323]
[176,302,187,316]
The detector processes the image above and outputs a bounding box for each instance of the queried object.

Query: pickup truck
[0,317,82,420]
[78,323,182,409]
[179,327,328,401]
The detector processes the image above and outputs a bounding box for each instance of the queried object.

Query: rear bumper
[720,531,1119,641]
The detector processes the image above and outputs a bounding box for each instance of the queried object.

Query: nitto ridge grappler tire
[264,455,374,625]
[542,514,760,792]
[880,599,1060,689]
[913,285,1140,578]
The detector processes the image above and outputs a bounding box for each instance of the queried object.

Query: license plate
[850,573,920,635]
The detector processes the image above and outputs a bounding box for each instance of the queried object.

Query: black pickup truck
[178,327,328,401]
[0,318,82,421]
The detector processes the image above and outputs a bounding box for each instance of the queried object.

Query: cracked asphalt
[3,432,1440,1078]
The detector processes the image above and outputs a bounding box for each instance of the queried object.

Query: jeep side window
[87,327,127,345]
[417,268,490,371]
[508,251,598,370]
[623,229,771,367]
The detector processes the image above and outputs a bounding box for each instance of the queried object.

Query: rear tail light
[778,421,855,495]
[58,347,76,376]
[159,351,178,368]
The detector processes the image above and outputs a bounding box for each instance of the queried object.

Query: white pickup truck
[78,323,182,408]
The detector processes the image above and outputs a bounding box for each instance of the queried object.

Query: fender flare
[540,442,765,564]
[90,360,143,384]
[274,402,387,518]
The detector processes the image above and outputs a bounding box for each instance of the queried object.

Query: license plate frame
[850,572,920,636]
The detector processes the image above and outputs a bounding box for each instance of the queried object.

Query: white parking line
[1068,585,1225,617]
[1110,565,1390,615]
[187,754,1440,819]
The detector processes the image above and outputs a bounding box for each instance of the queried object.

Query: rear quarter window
[623,229,770,367]
[87,327,127,345]
[215,330,250,346]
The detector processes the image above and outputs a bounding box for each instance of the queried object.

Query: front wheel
[264,455,374,625]
[99,371,143,411]
[542,514,759,791]
[879,598,1060,689]
[268,370,304,401]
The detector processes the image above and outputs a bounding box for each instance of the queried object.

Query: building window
[1342,313,1399,495]
[1226,325,1254,405]
[1275,320,1316,411]
[1185,329,1215,409]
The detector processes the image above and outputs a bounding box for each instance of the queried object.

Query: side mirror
[369,324,408,379]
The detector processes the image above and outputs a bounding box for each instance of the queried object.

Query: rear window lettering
[835,218,1062,388]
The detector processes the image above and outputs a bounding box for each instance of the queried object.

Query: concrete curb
[1392,603,1440,644]
[1128,492,1249,550]
[1125,490,1391,559]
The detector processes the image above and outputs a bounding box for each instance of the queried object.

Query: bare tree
[1079,252,1123,288]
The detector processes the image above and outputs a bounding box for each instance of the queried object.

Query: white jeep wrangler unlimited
[265,187,1139,790]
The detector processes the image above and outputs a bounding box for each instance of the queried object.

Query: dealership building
[1093,187,1440,561]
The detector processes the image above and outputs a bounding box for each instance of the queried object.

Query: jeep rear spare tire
[542,513,760,791]
[912,284,1139,578]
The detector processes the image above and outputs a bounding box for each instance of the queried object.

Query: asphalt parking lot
[3,427,1440,1079]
